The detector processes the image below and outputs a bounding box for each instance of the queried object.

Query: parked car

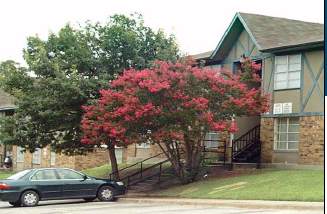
[0,167,126,207]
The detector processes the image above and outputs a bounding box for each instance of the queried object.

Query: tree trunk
[108,144,120,181]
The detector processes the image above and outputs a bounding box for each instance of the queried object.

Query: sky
[0,0,324,66]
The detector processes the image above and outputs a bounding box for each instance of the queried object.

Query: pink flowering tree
[81,57,270,183]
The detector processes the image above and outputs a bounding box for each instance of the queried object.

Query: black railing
[123,159,171,190]
[111,139,228,190]
[230,125,261,171]
[109,151,167,180]
[202,140,227,166]
[118,149,187,191]
[232,125,260,153]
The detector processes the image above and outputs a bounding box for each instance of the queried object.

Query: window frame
[274,54,301,90]
[204,131,219,148]
[55,168,90,180]
[136,140,151,148]
[50,151,56,166]
[30,169,59,181]
[274,117,300,151]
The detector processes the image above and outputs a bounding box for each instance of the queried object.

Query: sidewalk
[118,195,324,211]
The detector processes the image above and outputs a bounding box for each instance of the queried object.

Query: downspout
[230,115,235,147]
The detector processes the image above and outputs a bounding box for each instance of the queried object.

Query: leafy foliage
[0,14,180,155]
[81,57,270,183]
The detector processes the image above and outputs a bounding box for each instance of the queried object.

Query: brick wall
[0,144,4,162]
[55,154,75,169]
[74,149,109,171]
[260,118,274,163]
[150,143,166,158]
[124,143,136,162]
[299,116,324,165]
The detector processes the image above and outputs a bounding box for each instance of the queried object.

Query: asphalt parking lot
[0,199,323,214]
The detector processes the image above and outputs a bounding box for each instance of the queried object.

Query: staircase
[127,168,174,194]
[230,125,261,170]
[110,152,175,193]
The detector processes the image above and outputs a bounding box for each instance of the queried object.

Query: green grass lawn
[0,173,14,180]
[81,163,133,179]
[157,169,324,202]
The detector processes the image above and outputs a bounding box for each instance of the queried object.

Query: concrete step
[128,174,174,193]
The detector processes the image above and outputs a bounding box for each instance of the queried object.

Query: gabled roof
[192,51,213,60]
[210,12,324,60]
[0,89,16,111]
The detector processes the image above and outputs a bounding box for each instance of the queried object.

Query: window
[206,64,222,74]
[137,140,151,148]
[275,54,301,90]
[32,148,41,165]
[7,169,31,180]
[274,117,300,150]
[204,132,219,148]
[50,152,56,166]
[31,169,58,180]
[56,169,84,180]
[17,147,24,163]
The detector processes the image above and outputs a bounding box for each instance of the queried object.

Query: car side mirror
[83,175,88,180]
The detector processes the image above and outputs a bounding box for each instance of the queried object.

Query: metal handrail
[122,149,186,190]
[124,159,171,189]
[129,166,173,189]
[202,140,227,166]
[109,151,167,179]
[121,158,170,182]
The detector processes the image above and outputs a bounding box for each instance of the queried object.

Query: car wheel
[97,186,115,201]
[83,197,97,202]
[9,201,22,207]
[20,190,39,207]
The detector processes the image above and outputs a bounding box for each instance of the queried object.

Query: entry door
[56,168,96,198]
[30,169,62,199]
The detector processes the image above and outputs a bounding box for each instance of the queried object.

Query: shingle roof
[205,12,324,61]
[239,12,324,51]
[192,51,213,60]
[0,89,16,110]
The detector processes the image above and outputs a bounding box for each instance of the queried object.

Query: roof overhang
[261,41,324,53]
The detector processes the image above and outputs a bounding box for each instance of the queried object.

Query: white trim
[136,140,151,148]
[17,146,24,163]
[50,152,56,166]
[32,148,41,165]
[274,54,301,90]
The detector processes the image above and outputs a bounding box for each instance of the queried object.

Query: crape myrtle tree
[0,14,180,179]
[81,57,270,183]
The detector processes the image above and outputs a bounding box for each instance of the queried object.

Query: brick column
[299,116,324,165]
[260,118,274,163]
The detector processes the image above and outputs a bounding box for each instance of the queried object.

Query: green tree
[81,58,270,183]
[0,14,180,179]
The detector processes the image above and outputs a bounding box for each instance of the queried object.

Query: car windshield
[7,169,31,180]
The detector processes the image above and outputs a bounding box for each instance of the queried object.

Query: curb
[117,197,324,211]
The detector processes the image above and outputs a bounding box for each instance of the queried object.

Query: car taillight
[0,183,10,189]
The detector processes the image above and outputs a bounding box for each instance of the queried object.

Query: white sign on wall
[273,103,283,114]
[282,103,292,114]
[273,102,292,114]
